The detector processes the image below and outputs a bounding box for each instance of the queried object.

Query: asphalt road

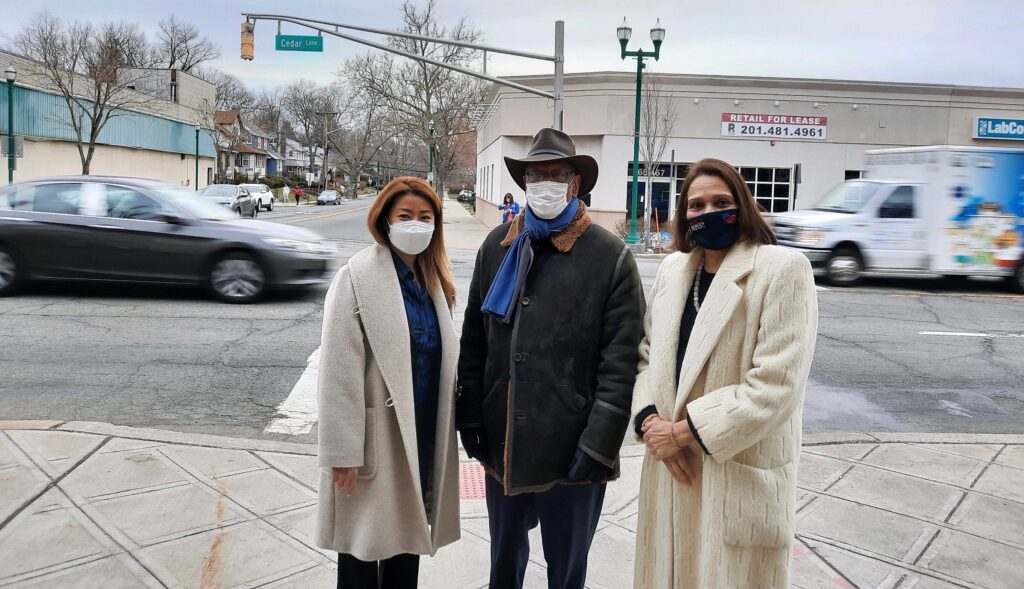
[1,201,1022,440]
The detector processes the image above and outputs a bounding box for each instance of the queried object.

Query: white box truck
[773,145,1024,292]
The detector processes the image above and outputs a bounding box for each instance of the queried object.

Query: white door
[866,186,928,270]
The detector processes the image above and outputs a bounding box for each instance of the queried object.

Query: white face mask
[389,220,434,255]
[525,181,572,219]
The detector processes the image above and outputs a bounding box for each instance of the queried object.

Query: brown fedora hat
[504,128,599,197]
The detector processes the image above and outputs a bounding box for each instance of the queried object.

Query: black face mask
[689,209,739,250]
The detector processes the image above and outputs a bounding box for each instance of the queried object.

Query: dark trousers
[485,475,606,589]
[337,553,420,589]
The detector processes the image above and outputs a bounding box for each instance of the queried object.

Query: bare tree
[283,80,334,181]
[638,73,679,237]
[153,15,220,73]
[15,11,158,174]
[344,0,489,193]
[196,68,255,113]
[326,85,398,196]
[251,87,288,162]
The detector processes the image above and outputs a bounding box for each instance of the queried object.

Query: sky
[1,0,1022,91]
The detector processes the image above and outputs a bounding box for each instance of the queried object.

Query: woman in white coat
[316,177,460,588]
[632,158,818,588]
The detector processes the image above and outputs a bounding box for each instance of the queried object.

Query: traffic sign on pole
[275,35,324,52]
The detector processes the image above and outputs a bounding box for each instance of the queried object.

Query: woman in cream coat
[632,158,818,588]
[316,177,460,588]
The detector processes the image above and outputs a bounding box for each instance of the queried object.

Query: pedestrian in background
[294,185,303,206]
[458,128,644,589]
[498,192,520,224]
[315,177,460,589]
[631,158,818,588]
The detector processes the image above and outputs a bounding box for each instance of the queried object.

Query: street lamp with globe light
[5,65,16,184]
[618,18,665,246]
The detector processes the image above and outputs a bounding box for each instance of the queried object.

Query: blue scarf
[482,198,580,324]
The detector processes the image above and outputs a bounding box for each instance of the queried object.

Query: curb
[53,421,317,455]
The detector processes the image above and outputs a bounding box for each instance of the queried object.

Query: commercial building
[474,72,1024,233]
[0,50,216,188]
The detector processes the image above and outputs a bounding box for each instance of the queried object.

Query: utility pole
[317,111,337,194]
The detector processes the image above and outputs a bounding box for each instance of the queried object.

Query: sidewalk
[2,421,1021,588]
[443,199,491,252]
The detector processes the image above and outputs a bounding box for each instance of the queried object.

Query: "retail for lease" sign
[721,113,828,140]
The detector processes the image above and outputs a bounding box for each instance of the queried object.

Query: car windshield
[159,187,237,220]
[813,181,881,214]
[242,185,266,192]
[321,191,337,197]
[202,186,236,197]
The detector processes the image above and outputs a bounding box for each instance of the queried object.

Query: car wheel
[1009,263,1024,294]
[251,205,258,218]
[826,248,863,286]
[267,200,274,212]
[209,252,266,303]
[0,246,20,296]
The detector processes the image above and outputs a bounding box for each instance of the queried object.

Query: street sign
[0,136,24,158]
[275,35,324,52]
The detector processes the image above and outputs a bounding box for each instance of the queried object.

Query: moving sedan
[0,177,338,303]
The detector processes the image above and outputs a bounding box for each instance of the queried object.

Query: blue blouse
[392,253,442,498]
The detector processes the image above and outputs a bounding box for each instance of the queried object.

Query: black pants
[337,553,420,589]
[485,475,606,589]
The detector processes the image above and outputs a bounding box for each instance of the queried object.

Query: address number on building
[721,113,828,140]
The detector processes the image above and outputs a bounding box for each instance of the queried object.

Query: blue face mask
[689,209,739,250]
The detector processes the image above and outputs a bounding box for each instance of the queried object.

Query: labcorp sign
[974,117,1024,141]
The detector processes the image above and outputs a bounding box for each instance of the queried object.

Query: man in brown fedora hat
[457,128,644,589]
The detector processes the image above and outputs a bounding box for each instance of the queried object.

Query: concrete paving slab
[98,438,165,454]
[971,462,1024,503]
[91,483,246,547]
[420,525,494,589]
[266,505,319,548]
[919,529,1024,589]
[256,451,320,490]
[911,443,1004,463]
[797,496,935,561]
[0,465,48,525]
[260,566,335,588]
[799,539,898,589]
[160,445,265,479]
[60,448,187,500]
[798,452,853,492]
[790,541,858,589]
[214,469,316,516]
[6,431,104,478]
[946,492,1024,547]
[827,464,964,521]
[3,555,160,589]
[0,434,21,469]
[585,524,638,589]
[139,521,315,589]
[994,444,1024,470]
[862,444,987,488]
[803,443,878,462]
[0,503,110,581]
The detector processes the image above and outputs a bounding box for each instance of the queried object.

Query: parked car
[240,183,274,212]
[0,177,338,303]
[199,184,257,218]
[317,190,341,206]
[458,190,475,203]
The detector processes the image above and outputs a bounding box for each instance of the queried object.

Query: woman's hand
[662,447,697,486]
[331,467,359,496]
[642,417,697,460]
[642,416,683,460]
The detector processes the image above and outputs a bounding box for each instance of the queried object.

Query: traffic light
[241,22,255,61]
